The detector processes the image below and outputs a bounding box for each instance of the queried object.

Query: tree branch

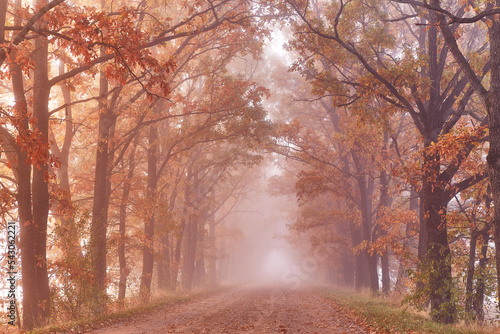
[0,0,65,67]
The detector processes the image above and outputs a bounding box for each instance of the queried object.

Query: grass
[319,288,496,334]
[28,288,223,334]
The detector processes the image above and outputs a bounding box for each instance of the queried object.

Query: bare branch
[395,0,500,24]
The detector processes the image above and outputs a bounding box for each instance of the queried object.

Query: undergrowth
[27,288,221,334]
[320,288,496,334]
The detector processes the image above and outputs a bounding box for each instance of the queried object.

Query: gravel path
[88,286,370,334]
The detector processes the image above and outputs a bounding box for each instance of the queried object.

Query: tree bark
[140,124,158,300]
[16,156,36,329]
[118,135,139,301]
[194,216,206,288]
[465,227,478,320]
[49,60,82,260]
[351,221,367,290]
[89,70,111,307]
[157,233,172,290]
[421,148,455,323]
[9,1,38,326]
[381,251,390,295]
[207,216,217,287]
[416,182,427,295]
[32,0,51,322]
[182,219,198,291]
[182,170,198,291]
[486,14,500,317]
[353,152,378,293]
[172,223,184,291]
[376,138,393,295]
[473,227,489,322]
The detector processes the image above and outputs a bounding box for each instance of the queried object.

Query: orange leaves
[295,170,332,202]
[9,112,53,168]
[41,3,177,95]
[3,44,34,78]
[372,207,418,259]
[395,121,487,194]
[426,123,487,167]
[46,4,101,64]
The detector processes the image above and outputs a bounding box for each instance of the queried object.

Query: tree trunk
[354,154,378,293]
[416,182,428,296]
[117,136,138,301]
[351,221,367,290]
[50,60,82,260]
[194,218,206,288]
[473,227,489,322]
[32,0,51,322]
[182,217,198,291]
[182,165,199,291]
[207,218,217,287]
[486,14,500,316]
[117,196,128,301]
[89,70,111,307]
[157,234,172,290]
[140,125,158,300]
[9,3,37,325]
[16,160,37,330]
[377,148,392,295]
[16,157,37,329]
[341,245,355,287]
[465,227,478,320]
[172,225,184,291]
[381,251,390,295]
[421,149,455,323]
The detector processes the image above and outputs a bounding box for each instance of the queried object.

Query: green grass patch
[31,288,224,334]
[320,288,495,334]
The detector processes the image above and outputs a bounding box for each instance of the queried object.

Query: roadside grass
[320,288,496,334]
[30,288,224,334]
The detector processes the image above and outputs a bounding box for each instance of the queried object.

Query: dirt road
[88,286,370,334]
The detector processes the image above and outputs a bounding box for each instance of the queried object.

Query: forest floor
[86,285,370,334]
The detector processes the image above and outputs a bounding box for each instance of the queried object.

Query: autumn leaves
[0,0,273,329]
[279,0,493,324]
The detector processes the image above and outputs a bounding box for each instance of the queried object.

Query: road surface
[88,286,370,334]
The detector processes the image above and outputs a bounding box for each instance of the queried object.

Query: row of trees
[270,0,498,324]
[0,0,279,329]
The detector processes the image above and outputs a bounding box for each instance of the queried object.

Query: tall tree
[412,0,500,313]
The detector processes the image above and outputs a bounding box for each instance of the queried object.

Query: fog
[215,164,299,286]
[208,157,336,293]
